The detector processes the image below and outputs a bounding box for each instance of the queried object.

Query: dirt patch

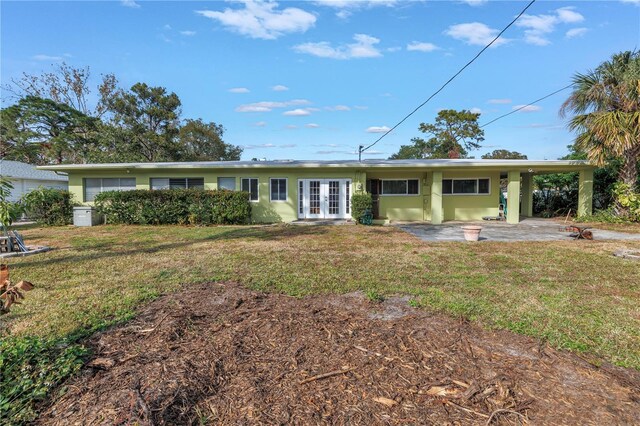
[39,283,640,425]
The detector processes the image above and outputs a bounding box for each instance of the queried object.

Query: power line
[479,83,573,128]
[359,0,537,161]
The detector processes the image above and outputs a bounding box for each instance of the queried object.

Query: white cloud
[315,0,397,18]
[180,30,196,36]
[305,123,320,128]
[354,105,368,110]
[326,105,351,111]
[488,98,512,104]
[283,108,311,116]
[32,54,63,61]
[285,124,298,129]
[445,22,509,47]
[556,7,585,24]
[517,7,585,46]
[229,87,250,93]
[253,121,267,127]
[461,0,488,5]
[235,99,310,112]
[243,143,297,149]
[121,0,141,8]
[163,24,172,30]
[272,85,289,91]
[470,107,482,114]
[513,105,542,113]
[566,27,588,39]
[406,41,439,52]
[196,1,316,40]
[366,125,390,133]
[293,33,382,59]
[621,0,640,4]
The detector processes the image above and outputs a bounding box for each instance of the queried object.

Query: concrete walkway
[395,218,640,242]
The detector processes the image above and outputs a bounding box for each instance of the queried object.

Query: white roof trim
[37,159,593,171]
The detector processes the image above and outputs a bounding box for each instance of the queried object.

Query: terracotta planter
[461,226,482,242]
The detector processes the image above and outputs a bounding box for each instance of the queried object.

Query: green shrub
[94,189,251,225]
[21,188,74,226]
[576,209,627,224]
[0,336,87,424]
[351,193,373,224]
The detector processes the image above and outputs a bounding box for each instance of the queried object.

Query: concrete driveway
[394,218,640,242]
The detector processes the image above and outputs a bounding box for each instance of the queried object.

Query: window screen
[84,178,135,202]
[241,178,259,201]
[270,178,287,201]
[217,177,236,191]
[381,179,419,195]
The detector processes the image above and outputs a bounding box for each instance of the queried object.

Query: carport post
[521,173,533,217]
[431,171,443,225]
[578,168,594,217]
[507,170,521,224]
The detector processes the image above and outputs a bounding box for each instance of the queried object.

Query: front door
[298,179,352,219]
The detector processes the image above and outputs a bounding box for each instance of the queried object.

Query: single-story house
[38,159,595,224]
[1,159,69,202]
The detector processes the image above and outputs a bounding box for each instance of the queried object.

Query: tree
[481,149,527,159]
[1,96,98,164]
[3,62,118,118]
[106,83,182,162]
[178,119,242,161]
[561,50,640,190]
[390,109,484,159]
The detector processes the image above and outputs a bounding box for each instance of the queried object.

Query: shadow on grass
[12,225,330,269]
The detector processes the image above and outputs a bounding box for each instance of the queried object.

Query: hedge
[94,189,251,225]
[20,188,75,226]
[351,193,373,224]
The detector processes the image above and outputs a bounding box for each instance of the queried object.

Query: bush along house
[39,159,595,224]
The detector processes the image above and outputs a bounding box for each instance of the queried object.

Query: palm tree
[561,51,640,192]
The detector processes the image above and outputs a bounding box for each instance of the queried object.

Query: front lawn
[2,224,639,421]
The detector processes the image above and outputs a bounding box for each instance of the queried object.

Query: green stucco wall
[69,168,366,223]
[441,171,501,221]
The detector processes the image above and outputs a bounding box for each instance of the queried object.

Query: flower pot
[461,226,482,242]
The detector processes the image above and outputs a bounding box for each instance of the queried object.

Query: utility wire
[359,0,537,159]
[479,83,573,128]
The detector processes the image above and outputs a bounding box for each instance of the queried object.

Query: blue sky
[2,0,639,161]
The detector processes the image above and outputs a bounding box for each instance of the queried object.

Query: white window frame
[442,177,491,196]
[241,178,259,202]
[270,178,288,202]
[84,177,136,202]
[150,177,205,190]
[380,179,420,196]
[217,177,237,191]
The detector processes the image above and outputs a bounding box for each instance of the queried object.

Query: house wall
[68,168,505,223]
[441,170,501,221]
[366,171,429,221]
[7,178,68,202]
[68,168,367,223]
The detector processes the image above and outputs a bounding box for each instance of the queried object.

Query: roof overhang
[37,159,594,174]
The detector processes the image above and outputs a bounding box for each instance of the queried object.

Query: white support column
[507,170,521,224]
[431,171,443,225]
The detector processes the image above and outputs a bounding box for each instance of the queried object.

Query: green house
[39,159,595,224]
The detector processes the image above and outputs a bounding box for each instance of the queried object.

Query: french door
[298,179,352,219]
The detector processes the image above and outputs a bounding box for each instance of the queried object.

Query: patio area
[395,218,640,242]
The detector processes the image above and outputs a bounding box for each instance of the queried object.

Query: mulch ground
[39,282,640,425]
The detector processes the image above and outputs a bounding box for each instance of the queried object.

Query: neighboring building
[38,159,595,224]
[1,159,69,202]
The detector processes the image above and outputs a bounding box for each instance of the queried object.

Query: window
[150,178,204,190]
[381,179,419,195]
[84,177,136,202]
[298,180,304,214]
[442,178,490,195]
[241,178,259,201]
[270,178,287,201]
[217,177,236,191]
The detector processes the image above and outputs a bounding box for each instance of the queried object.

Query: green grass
[2,224,640,422]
